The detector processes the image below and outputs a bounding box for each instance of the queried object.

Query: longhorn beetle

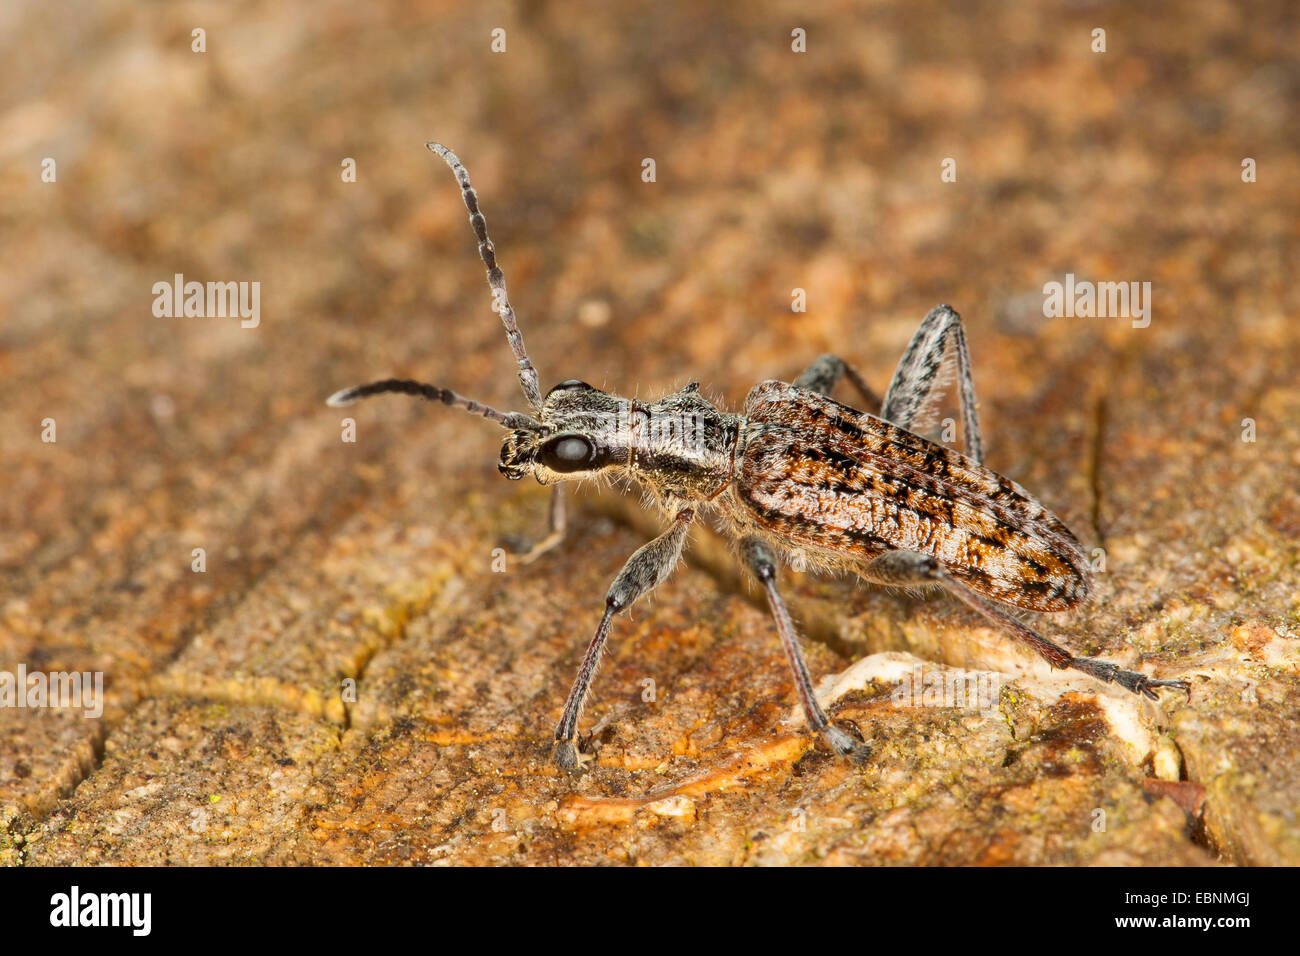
[328,143,1190,770]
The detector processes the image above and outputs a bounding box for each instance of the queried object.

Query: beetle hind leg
[882,304,985,463]
[1065,657,1191,700]
[860,550,1190,700]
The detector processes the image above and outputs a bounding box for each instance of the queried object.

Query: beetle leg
[506,485,568,564]
[861,551,1190,699]
[553,507,693,770]
[882,304,985,464]
[793,354,884,411]
[738,535,872,762]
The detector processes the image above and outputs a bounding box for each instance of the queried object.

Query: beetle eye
[545,379,592,397]
[538,435,602,473]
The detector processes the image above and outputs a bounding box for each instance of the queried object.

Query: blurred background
[1,0,1297,865]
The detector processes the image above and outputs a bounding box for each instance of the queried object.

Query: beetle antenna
[326,378,539,429]
[427,143,543,412]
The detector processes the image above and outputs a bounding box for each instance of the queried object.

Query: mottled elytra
[327,143,1190,771]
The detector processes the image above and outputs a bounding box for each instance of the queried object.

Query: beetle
[328,143,1189,770]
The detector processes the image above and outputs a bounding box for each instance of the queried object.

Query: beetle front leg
[508,484,568,565]
[738,535,871,762]
[861,551,1190,700]
[882,304,985,464]
[553,508,693,770]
